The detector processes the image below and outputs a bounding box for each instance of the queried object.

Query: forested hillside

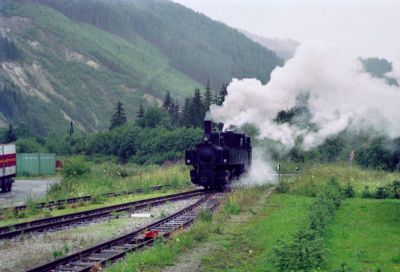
[29,0,282,86]
[0,0,282,135]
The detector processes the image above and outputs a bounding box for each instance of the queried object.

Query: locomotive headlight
[223,159,227,163]
[187,159,191,163]
[203,135,210,142]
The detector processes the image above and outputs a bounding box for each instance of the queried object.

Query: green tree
[163,92,172,110]
[217,83,228,105]
[4,123,17,143]
[140,107,169,128]
[109,101,127,130]
[204,79,213,110]
[136,104,145,119]
[181,98,192,127]
[191,88,204,127]
[69,121,74,136]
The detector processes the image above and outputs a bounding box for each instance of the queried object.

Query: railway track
[0,189,205,240]
[25,192,221,272]
[2,184,176,212]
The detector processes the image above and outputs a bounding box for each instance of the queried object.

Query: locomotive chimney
[204,120,212,135]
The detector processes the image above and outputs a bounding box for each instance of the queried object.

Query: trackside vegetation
[324,198,400,271]
[48,158,192,199]
[100,164,400,272]
[273,180,343,271]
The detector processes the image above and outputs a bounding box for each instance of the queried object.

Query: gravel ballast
[0,198,200,272]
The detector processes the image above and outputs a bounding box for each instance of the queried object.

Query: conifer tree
[137,104,145,119]
[181,98,192,127]
[4,123,17,143]
[191,88,204,127]
[69,121,74,136]
[204,79,213,110]
[171,102,180,124]
[217,83,228,105]
[109,101,127,130]
[163,92,171,110]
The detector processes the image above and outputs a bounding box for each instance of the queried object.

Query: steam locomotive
[185,121,252,189]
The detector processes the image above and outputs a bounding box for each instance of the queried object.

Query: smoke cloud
[232,149,277,187]
[210,41,400,150]
[210,41,400,184]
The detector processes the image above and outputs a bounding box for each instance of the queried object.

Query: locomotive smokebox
[204,120,212,135]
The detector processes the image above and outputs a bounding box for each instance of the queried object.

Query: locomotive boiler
[185,121,252,189]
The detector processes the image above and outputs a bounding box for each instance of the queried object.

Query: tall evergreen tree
[109,101,127,130]
[204,79,213,110]
[163,92,171,110]
[181,98,192,127]
[4,123,17,143]
[191,88,204,127]
[217,83,228,105]
[137,104,145,119]
[69,121,74,136]
[171,102,180,124]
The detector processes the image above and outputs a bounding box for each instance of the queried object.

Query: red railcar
[0,144,16,192]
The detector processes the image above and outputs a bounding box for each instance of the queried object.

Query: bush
[62,157,91,178]
[274,230,324,272]
[343,182,355,198]
[362,186,372,198]
[273,180,343,271]
[374,186,388,199]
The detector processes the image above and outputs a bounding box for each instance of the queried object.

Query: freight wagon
[0,144,16,192]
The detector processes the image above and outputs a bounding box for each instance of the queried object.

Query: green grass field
[324,198,400,272]
[281,163,400,196]
[200,194,312,272]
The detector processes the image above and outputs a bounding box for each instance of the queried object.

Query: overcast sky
[172,0,400,62]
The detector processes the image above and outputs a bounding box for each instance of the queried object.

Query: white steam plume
[210,41,400,150]
[231,148,277,187]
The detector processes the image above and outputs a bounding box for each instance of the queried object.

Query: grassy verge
[47,161,191,200]
[324,198,400,271]
[104,188,312,272]
[201,194,312,272]
[0,189,186,227]
[281,163,400,196]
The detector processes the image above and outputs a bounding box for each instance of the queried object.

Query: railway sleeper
[68,261,93,267]
[86,256,106,261]
[100,249,124,254]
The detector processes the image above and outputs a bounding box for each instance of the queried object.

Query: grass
[281,163,400,197]
[103,188,312,272]
[0,189,185,227]
[0,162,192,226]
[200,194,312,272]
[47,162,192,200]
[324,198,400,272]
[104,187,273,272]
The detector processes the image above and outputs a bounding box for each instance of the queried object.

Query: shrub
[343,182,355,198]
[393,181,400,198]
[223,200,241,215]
[62,157,91,178]
[273,230,324,272]
[374,186,388,199]
[273,180,343,271]
[362,186,372,198]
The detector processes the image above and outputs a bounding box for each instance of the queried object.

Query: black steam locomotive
[185,121,252,189]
